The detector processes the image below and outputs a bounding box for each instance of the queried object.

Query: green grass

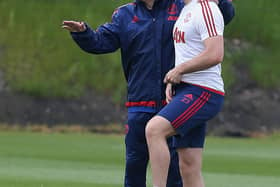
[0,132,125,187]
[0,131,280,187]
[226,1,280,47]
[0,0,279,101]
[0,0,127,102]
[225,0,280,88]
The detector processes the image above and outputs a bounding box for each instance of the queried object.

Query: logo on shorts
[181,94,193,104]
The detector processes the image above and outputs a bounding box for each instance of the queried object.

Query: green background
[0,0,278,103]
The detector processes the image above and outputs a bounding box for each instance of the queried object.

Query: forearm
[71,25,99,54]
[176,36,224,74]
[177,47,223,75]
[71,24,120,54]
[164,36,224,84]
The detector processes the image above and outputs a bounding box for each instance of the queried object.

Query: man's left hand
[164,67,182,84]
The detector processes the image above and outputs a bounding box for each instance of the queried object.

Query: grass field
[0,131,279,187]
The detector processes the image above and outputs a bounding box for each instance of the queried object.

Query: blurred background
[0,0,279,135]
[0,0,279,187]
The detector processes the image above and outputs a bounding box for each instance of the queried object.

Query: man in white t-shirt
[145,0,225,187]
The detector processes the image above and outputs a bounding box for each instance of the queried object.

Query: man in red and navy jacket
[63,0,234,186]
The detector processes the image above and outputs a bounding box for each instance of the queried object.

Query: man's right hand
[165,83,174,104]
[62,21,86,32]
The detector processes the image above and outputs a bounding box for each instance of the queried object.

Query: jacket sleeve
[218,0,235,25]
[70,9,121,54]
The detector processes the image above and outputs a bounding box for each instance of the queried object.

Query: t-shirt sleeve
[195,1,224,41]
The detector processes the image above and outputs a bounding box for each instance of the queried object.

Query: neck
[142,0,155,9]
[184,0,192,5]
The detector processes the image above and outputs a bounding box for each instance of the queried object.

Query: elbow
[215,53,224,63]
[210,48,224,64]
[204,36,224,65]
[208,53,224,65]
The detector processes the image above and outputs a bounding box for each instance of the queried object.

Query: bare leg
[146,116,176,187]
[177,148,205,187]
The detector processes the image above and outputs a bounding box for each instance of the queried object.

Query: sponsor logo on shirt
[173,27,186,43]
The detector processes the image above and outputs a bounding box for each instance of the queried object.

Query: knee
[145,118,163,141]
[179,157,202,177]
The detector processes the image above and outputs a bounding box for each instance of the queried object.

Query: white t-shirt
[173,0,225,93]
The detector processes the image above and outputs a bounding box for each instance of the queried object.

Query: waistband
[181,81,225,96]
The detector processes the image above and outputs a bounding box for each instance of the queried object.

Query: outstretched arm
[62,9,121,54]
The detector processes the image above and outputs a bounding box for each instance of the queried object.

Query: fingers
[62,25,73,32]
[164,75,181,84]
[62,21,86,32]
[166,97,171,104]
[62,21,80,26]
[62,21,77,28]
[62,21,77,32]
[164,75,168,83]
[164,68,182,84]
[166,93,172,103]
[165,84,173,104]
[164,72,174,84]
[164,74,172,84]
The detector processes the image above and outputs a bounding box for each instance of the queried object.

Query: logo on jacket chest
[167,3,178,21]
[132,15,139,23]
[173,27,186,43]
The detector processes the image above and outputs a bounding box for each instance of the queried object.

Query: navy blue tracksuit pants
[124,112,182,187]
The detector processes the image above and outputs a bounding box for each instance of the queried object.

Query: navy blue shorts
[158,83,224,148]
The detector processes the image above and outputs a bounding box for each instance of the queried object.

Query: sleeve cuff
[70,23,92,38]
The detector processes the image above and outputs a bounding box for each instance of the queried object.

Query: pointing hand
[62,21,86,32]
